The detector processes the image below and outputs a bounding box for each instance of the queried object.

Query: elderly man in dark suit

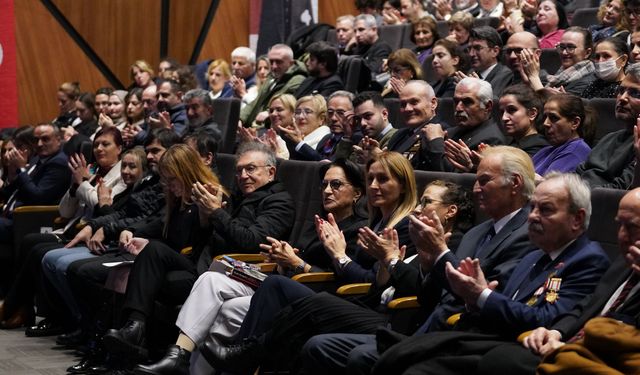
[0,124,71,244]
[477,187,640,375]
[370,172,610,375]
[421,77,505,172]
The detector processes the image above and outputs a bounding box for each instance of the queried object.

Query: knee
[301,335,327,363]
[346,345,378,374]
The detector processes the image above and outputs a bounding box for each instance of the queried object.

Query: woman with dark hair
[499,84,549,157]
[589,0,629,43]
[411,17,440,64]
[134,158,368,374]
[535,0,568,48]
[532,93,594,177]
[0,127,126,331]
[430,39,467,98]
[581,37,629,98]
[382,49,423,98]
[70,93,99,139]
[183,130,220,173]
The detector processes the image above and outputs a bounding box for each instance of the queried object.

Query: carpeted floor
[0,326,79,374]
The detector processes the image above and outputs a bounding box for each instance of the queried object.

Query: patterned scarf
[546,60,595,88]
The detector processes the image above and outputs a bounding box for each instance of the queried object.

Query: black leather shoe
[200,335,260,375]
[67,356,101,374]
[133,345,190,375]
[25,318,64,337]
[102,320,147,359]
[56,328,86,347]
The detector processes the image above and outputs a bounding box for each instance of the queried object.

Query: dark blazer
[419,206,535,332]
[2,148,71,213]
[386,115,451,171]
[551,255,640,338]
[471,234,610,337]
[294,74,344,99]
[290,133,340,161]
[481,63,514,97]
[508,133,550,158]
[433,76,456,98]
[357,39,393,75]
[425,118,506,172]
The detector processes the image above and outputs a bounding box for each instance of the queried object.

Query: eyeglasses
[419,197,445,207]
[615,86,640,99]
[555,43,578,53]
[327,109,349,117]
[626,7,640,15]
[294,108,315,117]
[467,44,488,53]
[235,164,270,176]
[321,179,351,191]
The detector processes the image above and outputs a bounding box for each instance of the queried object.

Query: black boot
[133,345,191,375]
[200,335,261,375]
[102,320,147,359]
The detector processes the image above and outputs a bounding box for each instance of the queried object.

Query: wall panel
[15,0,110,125]
[318,2,358,25]
[197,0,250,62]
[168,0,211,64]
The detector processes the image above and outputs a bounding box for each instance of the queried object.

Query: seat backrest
[570,8,599,27]
[589,188,625,260]
[540,48,561,75]
[326,29,337,44]
[215,153,237,190]
[436,20,449,38]
[338,56,371,93]
[588,98,626,146]
[473,17,500,28]
[379,24,405,50]
[212,98,241,153]
[421,54,436,84]
[401,23,416,49]
[436,97,455,127]
[275,159,325,247]
[383,98,407,129]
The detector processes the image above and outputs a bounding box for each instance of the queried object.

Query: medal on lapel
[545,277,562,304]
[526,286,545,306]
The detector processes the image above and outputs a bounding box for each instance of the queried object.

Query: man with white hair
[421,77,505,171]
[229,46,257,101]
[240,44,307,126]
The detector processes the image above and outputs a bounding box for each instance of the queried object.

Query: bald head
[505,31,540,70]
[399,80,437,128]
[616,188,640,266]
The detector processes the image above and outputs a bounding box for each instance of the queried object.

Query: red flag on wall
[0,0,18,127]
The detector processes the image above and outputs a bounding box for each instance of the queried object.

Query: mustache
[455,111,469,119]
[529,222,544,233]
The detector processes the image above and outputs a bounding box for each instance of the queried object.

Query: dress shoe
[25,318,64,337]
[57,328,87,347]
[133,345,191,375]
[67,355,106,374]
[200,335,261,375]
[102,320,147,359]
[0,306,34,329]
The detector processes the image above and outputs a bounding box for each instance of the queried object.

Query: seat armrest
[336,283,372,295]
[291,272,335,283]
[387,296,420,309]
[213,253,267,263]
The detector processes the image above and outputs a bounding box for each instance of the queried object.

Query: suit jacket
[468,234,610,337]
[294,74,344,99]
[482,63,514,97]
[356,39,393,75]
[2,149,71,215]
[551,255,640,338]
[291,133,340,161]
[425,118,506,171]
[386,115,451,171]
[419,206,535,332]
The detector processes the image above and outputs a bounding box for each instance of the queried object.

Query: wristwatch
[294,261,307,274]
[337,256,352,270]
[387,258,400,274]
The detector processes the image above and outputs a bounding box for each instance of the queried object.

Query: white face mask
[595,57,622,81]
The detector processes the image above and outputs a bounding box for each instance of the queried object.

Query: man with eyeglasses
[575,62,640,189]
[290,91,355,161]
[504,31,546,85]
[294,41,344,99]
[523,26,596,96]
[458,26,513,97]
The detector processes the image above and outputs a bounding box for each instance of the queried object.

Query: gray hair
[626,63,640,81]
[269,44,294,60]
[355,14,377,28]
[543,172,592,230]
[458,77,493,108]
[482,146,535,200]
[236,141,277,167]
[231,47,256,65]
[328,90,355,103]
[183,88,213,108]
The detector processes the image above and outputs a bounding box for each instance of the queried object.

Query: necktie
[474,226,496,258]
